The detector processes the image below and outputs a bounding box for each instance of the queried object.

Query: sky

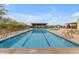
[4,4,79,25]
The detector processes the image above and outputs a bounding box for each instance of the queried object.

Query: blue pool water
[0,28,79,48]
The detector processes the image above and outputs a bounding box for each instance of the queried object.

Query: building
[77,19,79,30]
[31,23,47,28]
[66,22,77,29]
[65,19,79,30]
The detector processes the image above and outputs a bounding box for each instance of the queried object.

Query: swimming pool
[0,28,79,48]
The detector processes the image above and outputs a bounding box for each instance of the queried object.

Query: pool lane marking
[22,31,32,46]
[41,30,51,47]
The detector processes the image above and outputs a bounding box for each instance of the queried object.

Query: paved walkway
[47,28,79,45]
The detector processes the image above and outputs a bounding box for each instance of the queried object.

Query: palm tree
[0,5,7,20]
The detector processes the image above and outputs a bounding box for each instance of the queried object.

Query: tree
[0,5,7,20]
[0,5,27,32]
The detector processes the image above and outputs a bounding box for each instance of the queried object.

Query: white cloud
[6,11,64,25]
[4,5,60,25]
[4,6,62,25]
[72,12,79,17]
[71,12,79,22]
[48,17,59,25]
[7,12,53,25]
[7,13,37,24]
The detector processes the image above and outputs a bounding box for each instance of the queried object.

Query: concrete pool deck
[0,48,79,54]
[47,29,79,45]
[0,29,32,41]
